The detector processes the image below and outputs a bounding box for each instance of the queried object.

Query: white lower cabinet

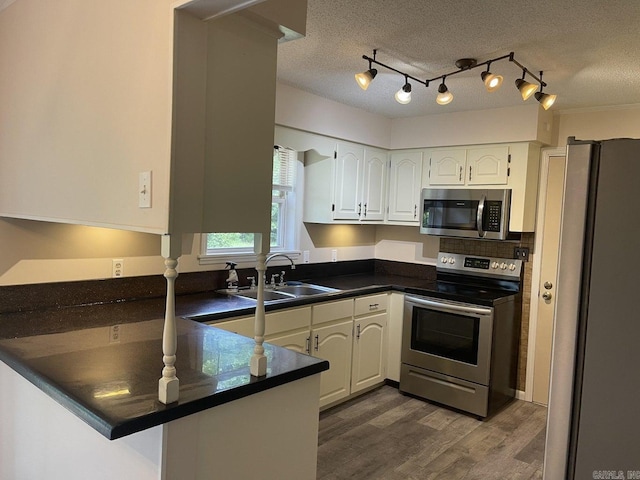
[207,293,391,409]
[351,294,388,394]
[313,320,354,407]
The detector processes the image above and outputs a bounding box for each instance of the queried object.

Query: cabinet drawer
[210,316,254,337]
[312,299,353,325]
[354,294,388,317]
[265,307,311,336]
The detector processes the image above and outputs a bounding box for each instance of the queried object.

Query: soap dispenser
[225,262,239,292]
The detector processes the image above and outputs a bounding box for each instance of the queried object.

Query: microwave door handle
[477,194,486,238]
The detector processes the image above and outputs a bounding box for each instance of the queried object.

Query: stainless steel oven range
[400,252,522,418]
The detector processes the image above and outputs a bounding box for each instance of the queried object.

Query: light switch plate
[139,171,152,208]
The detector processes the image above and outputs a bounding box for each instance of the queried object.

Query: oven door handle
[476,194,486,238]
[406,296,492,316]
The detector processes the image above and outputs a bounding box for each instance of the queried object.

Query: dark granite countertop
[0,316,328,440]
[0,266,517,441]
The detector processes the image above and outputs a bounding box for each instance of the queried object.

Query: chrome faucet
[264,253,296,288]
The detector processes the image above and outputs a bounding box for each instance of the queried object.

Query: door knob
[542,291,552,301]
[544,281,553,290]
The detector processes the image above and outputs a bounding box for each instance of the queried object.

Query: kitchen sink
[220,282,339,303]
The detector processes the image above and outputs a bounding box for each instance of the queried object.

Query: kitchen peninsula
[0,312,328,480]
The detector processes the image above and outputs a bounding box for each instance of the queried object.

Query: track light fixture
[534,71,557,110]
[354,49,378,90]
[395,76,412,104]
[355,50,557,108]
[481,61,503,92]
[436,78,453,105]
[515,70,538,100]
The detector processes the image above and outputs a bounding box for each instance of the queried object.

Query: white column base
[158,376,180,404]
[250,354,267,377]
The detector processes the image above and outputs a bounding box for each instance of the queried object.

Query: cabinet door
[428,149,467,185]
[313,320,353,408]
[361,148,387,221]
[333,142,364,220]
[351,312,387,394]
[467,146,509,185]
[267,330,310,354]
[387,152,423,223]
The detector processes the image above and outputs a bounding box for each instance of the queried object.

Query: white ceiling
[276,0,640,119]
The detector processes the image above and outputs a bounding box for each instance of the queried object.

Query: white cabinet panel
[351,312,387,394]
[467,146,509,185]
[333,142,364,220]
[388,151,423,223]
[267,330,310,354]
[428,149,467,185]
[313,320,354,407]
[361,148,387,221]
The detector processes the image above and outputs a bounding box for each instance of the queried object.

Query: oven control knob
[491,262,499,269]
[500,262,507,270]
[508,263,516,271]
[441,257,448,263]
[449,257,455,265]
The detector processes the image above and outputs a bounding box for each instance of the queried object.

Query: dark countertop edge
[0,340,329,440]
[109,359,329,440]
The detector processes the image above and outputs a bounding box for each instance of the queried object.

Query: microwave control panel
[483,201,503,232]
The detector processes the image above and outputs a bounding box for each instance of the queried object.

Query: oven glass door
[411,308,479,365]
[402,296,493,385]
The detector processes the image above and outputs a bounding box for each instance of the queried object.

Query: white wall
[553,104,640,145]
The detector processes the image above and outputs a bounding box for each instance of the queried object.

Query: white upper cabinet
[361,148,388,221]
[302,140,387,224]
[467,146,510,185]
[0,1,307,236]
[333,142,365,221]
[427,146,509,186]
[387,151,423,224]
[428,149,467,186]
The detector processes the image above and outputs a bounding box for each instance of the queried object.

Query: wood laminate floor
[317,386,547,480]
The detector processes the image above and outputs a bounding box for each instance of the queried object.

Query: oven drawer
[400,363,489,417]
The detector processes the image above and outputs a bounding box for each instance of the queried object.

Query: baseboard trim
[515,389,526,400]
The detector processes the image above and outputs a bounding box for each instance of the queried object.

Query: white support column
[159,234,181,404]
[251,233,269,377]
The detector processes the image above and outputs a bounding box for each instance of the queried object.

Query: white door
[467,146,509,185]
[333,142,363,220]
[313,320,353,407]
[361,148,387,221]
[387,151,423,223]
[532,153,566,405]
[428,149,467,185]
[351,312,387,394]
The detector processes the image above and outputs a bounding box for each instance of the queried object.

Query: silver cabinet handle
[469,165,472,182]
[305,336,311,354]
[363,203,367,217]
[356,324,361,340]
[369,303,379,310]
[414,204,417,218]
[358,203,362,215]
[314,334,319,352]
[459,165,463,182]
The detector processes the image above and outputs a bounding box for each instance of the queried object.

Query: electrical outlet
[514,247,530,261]
[303,250,310,263]
[331,249,338,262]
[109,325,121,343]
[112,259,124,278]
[139,171,152,208]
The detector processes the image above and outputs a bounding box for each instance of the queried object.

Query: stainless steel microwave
[419,188,513,240]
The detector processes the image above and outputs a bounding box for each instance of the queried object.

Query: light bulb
[355,68,377,90]
[395,83,412,104]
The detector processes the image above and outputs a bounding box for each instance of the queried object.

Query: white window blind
[273,145,297,192]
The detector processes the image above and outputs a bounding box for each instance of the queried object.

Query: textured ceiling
[276,0,640,118]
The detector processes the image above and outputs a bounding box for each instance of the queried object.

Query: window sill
[198,250,301,267]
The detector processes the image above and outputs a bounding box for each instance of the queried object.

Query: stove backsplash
[440,233,535,393]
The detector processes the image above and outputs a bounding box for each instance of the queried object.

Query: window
[201,146,299,263]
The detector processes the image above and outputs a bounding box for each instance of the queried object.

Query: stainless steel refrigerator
[544,138,640,479]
